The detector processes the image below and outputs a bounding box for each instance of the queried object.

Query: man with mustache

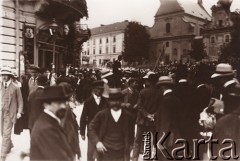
[30,86,74,161]
[88,88,133,161]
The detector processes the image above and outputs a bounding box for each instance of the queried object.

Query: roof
[91,21,129,35]
[155,0,211,21]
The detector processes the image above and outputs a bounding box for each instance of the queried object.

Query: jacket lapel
[7,83,15,106]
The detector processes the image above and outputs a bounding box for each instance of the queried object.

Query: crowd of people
[0,59,240,161]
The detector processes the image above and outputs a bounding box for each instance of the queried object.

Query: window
[99,59,101,64]
[87,49,89,55]
[106,46,108,54]
[210,36,215,44]
[113,36,116,43]
[113,45,116,53]
[166,23,171,33]
[99,38,102,44]
[87,41,90,46]
[225,35,230,43]
[93,39,95,45]
[99,47,102,54]
[106,38,109,43]
[219,20,223,27]
[93,48,95,54]
[166,42,169,47]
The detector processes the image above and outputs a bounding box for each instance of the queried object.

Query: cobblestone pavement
[1,104,87,161]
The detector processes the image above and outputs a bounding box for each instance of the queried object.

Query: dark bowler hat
[37,75,49,86]
[37,86,70,101]
[93,80,104,89]
[108,88,123,100]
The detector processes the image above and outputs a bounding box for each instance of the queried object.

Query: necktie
[4,82,7,89]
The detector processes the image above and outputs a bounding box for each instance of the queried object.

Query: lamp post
[49,18,58,72]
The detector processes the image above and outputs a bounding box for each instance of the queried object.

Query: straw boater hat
[156,76,174,86]
[143,71,155,79]
[211,63,234,78]
[0,66,14,76]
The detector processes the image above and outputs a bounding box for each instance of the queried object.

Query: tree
[220,11,240,60]
[123,21,150,63]
[189,37,206,61]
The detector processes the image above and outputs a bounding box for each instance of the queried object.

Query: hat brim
[0,72,14,75]
[156,81,174,86]
[211,72,234,78]
[37,96,69,101]
[108,94,123,100]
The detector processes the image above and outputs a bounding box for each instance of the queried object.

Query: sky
[81,0,240,28]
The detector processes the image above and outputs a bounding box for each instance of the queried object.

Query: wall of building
[149,13,205,62]
[1,1,36,73]
[82,31,124,66]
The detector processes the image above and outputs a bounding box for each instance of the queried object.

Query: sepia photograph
[0,0,240,160]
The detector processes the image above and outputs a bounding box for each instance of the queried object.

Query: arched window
[225,35,230,43]
[166,23,171,33]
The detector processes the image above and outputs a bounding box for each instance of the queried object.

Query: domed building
[149,0,211,63]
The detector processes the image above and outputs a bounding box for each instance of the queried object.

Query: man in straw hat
[30,86,74,161]
[0,66,23,161]
[155,76,181,160]
[88,88,133,161]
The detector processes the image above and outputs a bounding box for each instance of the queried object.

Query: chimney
[198,0,203,6]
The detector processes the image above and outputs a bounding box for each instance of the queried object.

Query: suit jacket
[30,112,74,161]
[0,82,23,123]
[80,95,106,136]
[173,81,202,141]
[28,87,44,129]
[214,107,240,161]
[88,108,132,161]
[136,86,161,126]
[14,76,30,134]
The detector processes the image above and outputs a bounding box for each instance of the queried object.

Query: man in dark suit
[30,86,74,161]
[28,75,49,132]
[80,80,107,161]
[132,74,161,161]
[155,76,181,161]
[173,64,201,157]
[14,65,40,134]
[88,88,133,161]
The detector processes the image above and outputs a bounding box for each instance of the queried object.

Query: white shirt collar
[93,93,101,105]
[38,86,44,88]
[111,108,122,122]
[44,109,61,125]
[224,80,236,88]
[178,79,187,83]
[163,89,172,96]
[3,79,12,88]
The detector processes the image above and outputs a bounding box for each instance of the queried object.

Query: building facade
[0,0,89,75]
[82,21,129,67]
[149,0,211,63]
[202,0,233,60]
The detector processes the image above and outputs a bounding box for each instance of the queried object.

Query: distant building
[149,0,211,63]
[202,0,234,60]
[82,21,129,67]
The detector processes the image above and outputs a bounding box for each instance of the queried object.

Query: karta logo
[142,132,239,160]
